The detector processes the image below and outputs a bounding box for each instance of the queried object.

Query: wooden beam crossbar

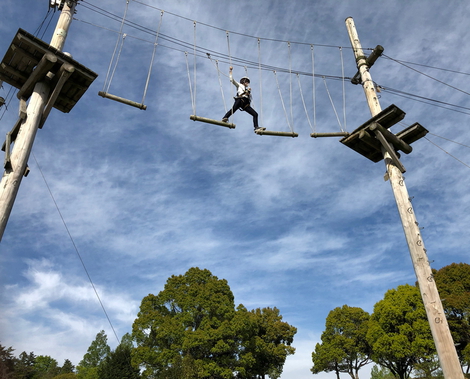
[255,129,298,137]
[98,91,147,110]
[311,132,350,138]
[190,115,236,129]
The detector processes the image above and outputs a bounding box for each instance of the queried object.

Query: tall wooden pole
[345,17,464,379]
[0,1,77,241]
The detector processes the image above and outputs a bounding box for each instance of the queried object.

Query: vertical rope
[193,21,197,115]
[274,71,293,133]
[340,47,347,131]
[311,45,317,133]
[103,0,129,92]
[296,73,313,131]
[288,42,293,127]
[107,34,127,93]
[323,77,343,132]
[141,10,164,104]
[216,60,227,112]
[258,38,264,128]
[185,52,196,114]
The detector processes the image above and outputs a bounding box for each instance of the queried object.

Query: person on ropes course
[222,66,265,132]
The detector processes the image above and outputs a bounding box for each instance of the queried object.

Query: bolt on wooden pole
[0,1,78,241]
[345,17,464,379]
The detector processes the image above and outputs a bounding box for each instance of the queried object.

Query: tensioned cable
[424,137,470,169]
[31,152,120,344]
[129,0,349,49]
[428,132,470,149]
[382,56,470,77]
[74,14,351,82]
[76,3,470,118]
[384,54,470,97]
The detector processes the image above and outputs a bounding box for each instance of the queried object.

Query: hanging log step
[190,115,236,129]
[255,129,298,138]
[98,91,147,110]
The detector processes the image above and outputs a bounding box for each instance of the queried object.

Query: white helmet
[240,76,250,83]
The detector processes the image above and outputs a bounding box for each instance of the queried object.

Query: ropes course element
[255,71,298,137]
[98,0,163,110]
[188,25,236,129]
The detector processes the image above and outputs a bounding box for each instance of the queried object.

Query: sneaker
[254,127,266,132]
[222,118,229,122]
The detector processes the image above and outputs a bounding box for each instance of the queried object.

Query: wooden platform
[0,28,97,113]
[340,104,407,163]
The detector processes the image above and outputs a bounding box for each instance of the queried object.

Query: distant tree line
[2,263,468,379]
[1,267,297,379]
[311,262,470,379]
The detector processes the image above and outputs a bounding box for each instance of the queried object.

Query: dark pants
[223,97,259,128]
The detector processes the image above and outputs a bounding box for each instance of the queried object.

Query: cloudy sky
[1,0,470,378]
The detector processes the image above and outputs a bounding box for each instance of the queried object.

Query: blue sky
[1,1,469,378]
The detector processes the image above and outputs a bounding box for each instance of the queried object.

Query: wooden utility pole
[0,1,84,241]
[345,17,463,379]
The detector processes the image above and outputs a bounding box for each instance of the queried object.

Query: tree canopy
[434,262,470,373]
[311,305,371,379]
[366,284,435,379]
[77,330,111,379]
[132,267,296,379]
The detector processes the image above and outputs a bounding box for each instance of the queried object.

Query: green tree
[367,284,435,379]
[370,365,396,379]
[0,343,16,379]
[132,267,296,379]
[13,351,36,379]
[76,331,111,379]
[132,267,240,379]
[238,306,296,379]
[58,360,75,375]
[97,334,140,379]
[35,356,59,379]
[311,305,371,379]
[434,262,470,373]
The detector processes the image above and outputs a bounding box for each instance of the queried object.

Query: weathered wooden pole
[0,1,78,241]
[345,17,464,379]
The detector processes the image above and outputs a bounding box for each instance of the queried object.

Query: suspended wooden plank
[255,129,298,138]
[311,132,350,138]
[190,115,236,129]
[98,91,147,110]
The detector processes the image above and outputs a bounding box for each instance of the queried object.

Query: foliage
[14,351,36,379]
[366,284,435,379]
[132,267,296,379]
[76,331,111,379]
[370,364,396,379]
[311,305,371,379]
[237,306,296,379]
[434,262,470,373]
[97,336,140,379]
[34,356,60,379]
[0,343,16,379]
